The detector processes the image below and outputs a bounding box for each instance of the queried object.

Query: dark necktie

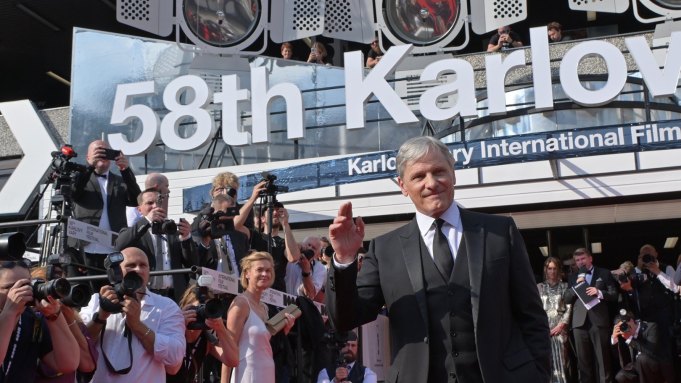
[152,234,164,289]
[433,218,454,277]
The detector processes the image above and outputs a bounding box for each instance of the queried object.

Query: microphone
[577,267,588,281]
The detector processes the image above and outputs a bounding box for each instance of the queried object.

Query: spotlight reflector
[177,0,268,54]
[636,0,681,22]
[375,0,471,53]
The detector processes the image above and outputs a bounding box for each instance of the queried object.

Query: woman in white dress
[224,251,296,383]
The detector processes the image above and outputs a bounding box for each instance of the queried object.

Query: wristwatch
[92,312,107,325]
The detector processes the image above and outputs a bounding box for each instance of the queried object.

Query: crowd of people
[2,136,681,383]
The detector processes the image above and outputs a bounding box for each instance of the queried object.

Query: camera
[200,207,238,238]
[620,321,629,332]
[302,249,316,261]
[99,252,144,313]
[151,219,178,235]
[50,145,87,194]
[187,275,228,330]
[617,272,630,283]
[46,252,92,307]
[259,172,289,197]
[29,278,70,305]
[641,253,656,264]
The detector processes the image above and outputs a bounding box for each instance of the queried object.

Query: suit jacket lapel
[90,174,104,203]
[400,219,429,328]
[459,208,484,328]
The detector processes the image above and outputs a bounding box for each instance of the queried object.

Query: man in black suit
[326,136,550,383]
[564,248,618,383]
[612,311,675,383]
[115,188,196,302]
[70,140,141,288]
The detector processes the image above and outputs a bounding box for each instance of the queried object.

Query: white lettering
[419,59,477,120]
[251,66,304,143]
[560,40,628,106]
[214,75,251,146]
[485,50,526,115]
[345,45,418,129]
[626,32,681,97]
[160,75,214,151]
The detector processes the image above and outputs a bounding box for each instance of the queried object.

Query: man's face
[498,27,510,35]
[342,340,358,363]
[213,198,235,214]
[398,149,455,218]
[120,248,150,287]
[137,191,160,216]
[262,207,281,227]
[548,28,562,42]
[0,265,31,309]
[574,252,593,269]
[87,140,111,174]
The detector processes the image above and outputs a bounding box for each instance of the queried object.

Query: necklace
[2,315,22,377]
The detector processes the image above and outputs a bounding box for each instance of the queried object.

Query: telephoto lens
[31,278,70,303]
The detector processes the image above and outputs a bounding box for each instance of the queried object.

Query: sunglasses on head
[0,258,32,269]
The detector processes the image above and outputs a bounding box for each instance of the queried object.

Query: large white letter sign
[560,41,628,106]
[250,66,304,143]
[485,49,527,115]
[160,75,215,151]
[345,44,418,129]
[215,74,251,146]
[419,59,477,120]
[109,81,159,155]
[530,26,554,111]
[625,31,681,97]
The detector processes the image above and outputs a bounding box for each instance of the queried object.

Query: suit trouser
[573,324,613,383]
[636,354,675,383]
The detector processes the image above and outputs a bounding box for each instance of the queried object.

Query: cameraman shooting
[116,188,196,301]
[80,247,185,382]
[0,258,79,382]
[316,331,376,383]
[70,140,141,291]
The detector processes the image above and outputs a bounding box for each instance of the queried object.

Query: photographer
[316,331,376,383]
[635,244,676,279]
[30,267,97,382]
[285,236,326,301]
[116,188,196,301]
[0,259,79,382]
[486,25,524,52]
[70,140,141,291]
[251,201,301,293]
[195,194,249,277]
[611,310,675,383]
[167,283,234,383]
[80,247,185,381]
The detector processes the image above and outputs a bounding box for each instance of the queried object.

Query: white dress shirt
[285,260,326,297]
[84,171,116,254]
[80,289,185,382]
[414,203,463,263]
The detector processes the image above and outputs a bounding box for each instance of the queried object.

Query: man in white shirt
[285,236,326,300]
[317,331,377,383]
[80,247,185,382]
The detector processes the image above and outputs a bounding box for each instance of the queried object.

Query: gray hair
[396,136,455,178]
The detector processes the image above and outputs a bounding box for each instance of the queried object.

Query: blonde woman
[306,42,328,64]
[224,252,296,383]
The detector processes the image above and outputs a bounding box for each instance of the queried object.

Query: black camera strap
[100,322,134,375]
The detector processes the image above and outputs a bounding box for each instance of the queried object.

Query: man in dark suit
[70,140,141,288]
[564,248,618,383]
[612,310,675,383]
[115,188,196,302]
[326,136,550,383]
